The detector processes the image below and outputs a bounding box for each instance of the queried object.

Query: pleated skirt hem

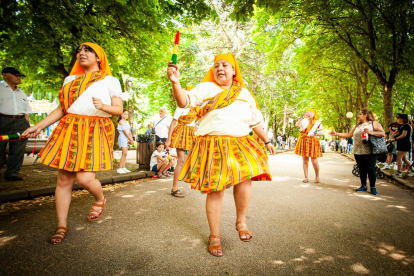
[179,135,272,194]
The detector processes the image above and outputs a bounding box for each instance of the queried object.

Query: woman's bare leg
[233,180,252,239]
[172,149,186,192]
[311,157,320,182]
[397,151,408,171]
[302,156,309,181]
[76,171,105,219]
[55,170,76,228]
[206,190,225,256]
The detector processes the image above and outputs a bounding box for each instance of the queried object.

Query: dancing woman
[165,101,196,198]
[167,53,275,257]
[22,43,123,244]
[295,109,324,183]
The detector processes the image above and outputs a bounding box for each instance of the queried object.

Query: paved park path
[1,152,414,275]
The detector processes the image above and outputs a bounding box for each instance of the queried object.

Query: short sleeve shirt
[0,82,32,115]
[153,116,171,139]
[397,123,412,151]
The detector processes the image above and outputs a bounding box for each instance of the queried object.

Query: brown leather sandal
[208,235,223,257]
[236,220,253,242]
[88,195,107,221]
[49,226,69,244]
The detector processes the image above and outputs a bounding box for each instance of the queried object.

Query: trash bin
[136,134,156,170]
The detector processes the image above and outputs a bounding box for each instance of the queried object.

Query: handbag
[152,117,166,135]
[369,121,387,154]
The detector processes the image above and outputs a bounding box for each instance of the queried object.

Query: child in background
[150,142,172,178]
[117,109,134,174]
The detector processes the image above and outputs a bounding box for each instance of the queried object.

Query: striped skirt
[295,136,322,158]
[179,135,272,194]
[171,124,195,151]
[38,114,115,172]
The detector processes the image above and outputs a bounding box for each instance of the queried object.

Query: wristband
[265,141,271,145]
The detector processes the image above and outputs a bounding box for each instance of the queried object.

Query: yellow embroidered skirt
[295,136,322,158]
[38,114,115,172]
[171,124,195,151]
[179,135,272,194]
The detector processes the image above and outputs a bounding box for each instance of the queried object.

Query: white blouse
[173,106,196,127]
[63,75,122,117]
[184,82,263,137]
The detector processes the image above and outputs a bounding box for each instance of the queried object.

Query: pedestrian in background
[0,67,32,181]
[145,123,153,135]
[347,137,353,154]
[331,109,385,195]
[389,114,413,177]
[153,107,171,143]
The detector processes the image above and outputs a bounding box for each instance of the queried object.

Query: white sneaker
[117,168,126,174]
[383,165,390,169]
[123,168,131,173]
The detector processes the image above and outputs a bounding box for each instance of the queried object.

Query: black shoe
[4,176,23,181]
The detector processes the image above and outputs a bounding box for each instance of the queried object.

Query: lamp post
[346,112,353,132]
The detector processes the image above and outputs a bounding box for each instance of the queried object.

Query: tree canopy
[1,0,413,134]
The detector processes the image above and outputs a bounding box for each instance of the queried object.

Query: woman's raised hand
[21,126,42,138]
[330,130,337,136]
[167,61,180,84]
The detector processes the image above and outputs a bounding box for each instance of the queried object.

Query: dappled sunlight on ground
[386,205,411,213]
[332,178,351,183]
[364,241,414,265]
[351,263,370,274]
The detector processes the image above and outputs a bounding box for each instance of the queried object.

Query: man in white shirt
[0,67,32,181]
[153,107,171,143]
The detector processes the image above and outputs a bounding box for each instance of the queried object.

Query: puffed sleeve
[245,89,264,129]
[108,77,123,98]
[183,83,209,108]
[173,107,183,120]
[62,75,76,86]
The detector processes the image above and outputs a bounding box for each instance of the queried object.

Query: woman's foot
[208,235,223,257]
[315,178,320,183]
[355,186,367,192]
[88,196,108,221]
[235,221,253,242]
[303,179,308,183]
[171,189,185,198]
[49,226,69,244]
[123,168,131,173]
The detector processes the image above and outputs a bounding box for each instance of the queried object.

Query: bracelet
[264,141,271,145]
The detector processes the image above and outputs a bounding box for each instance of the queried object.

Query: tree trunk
[383,83,394,126]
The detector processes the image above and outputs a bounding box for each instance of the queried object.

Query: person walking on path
[165,102,196,198]
[153,107,171,143]
[295,109,324,183]
[0,67,32,181]
[346,137,353,154]
[21,43,123,244]
[331,109,385,195]
[117,109,134,174]
[389,114,413,177]
[167,53,275,257]
[145,123,153,135]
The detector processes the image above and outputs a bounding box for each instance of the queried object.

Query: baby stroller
[352,163,385,179]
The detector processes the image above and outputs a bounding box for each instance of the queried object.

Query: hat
[1,67,26,77]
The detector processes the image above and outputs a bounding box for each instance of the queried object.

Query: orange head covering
[69,42,112,76]
[307,108,319,120]
[202,53,245,88]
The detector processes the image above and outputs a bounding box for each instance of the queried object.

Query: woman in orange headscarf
[167,54,275,257]
[22,43,123,244]
[295,109,324,183]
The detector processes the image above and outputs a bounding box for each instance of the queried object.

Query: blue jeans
[347,144,353,154]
